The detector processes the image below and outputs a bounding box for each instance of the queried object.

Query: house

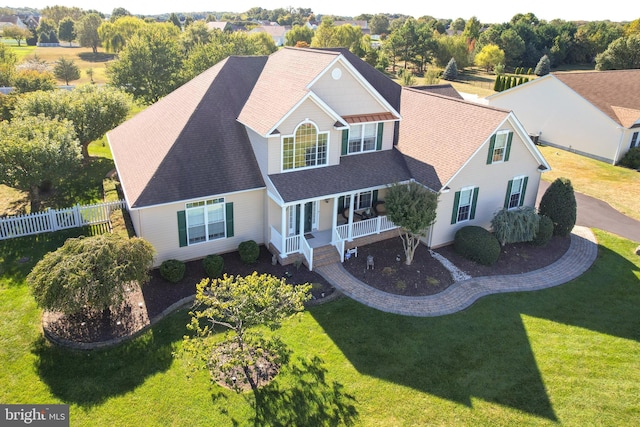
[107,48,549,269]
[249,25,290,46]
[486,70,640,164]
[0,15,28,30]
[205,21,232,32]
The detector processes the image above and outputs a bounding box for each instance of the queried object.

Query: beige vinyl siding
[312,62,388,116]
[135,189,265,266]
[429,128,543,248]
[488,77,624,164]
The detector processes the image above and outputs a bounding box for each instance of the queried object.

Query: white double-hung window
[186,198,226,244]
[348,123,377,154]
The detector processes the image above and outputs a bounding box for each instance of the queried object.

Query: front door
[287,202,318,236]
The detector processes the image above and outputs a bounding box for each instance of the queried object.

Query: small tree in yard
[27,234,155,318]
[182,273,311,393]
[385,182,438,265]
[53,57,80,85]
[535,54,551,76]
[442,57,458,81]
[491,206,540,246]
[538,177,577,237]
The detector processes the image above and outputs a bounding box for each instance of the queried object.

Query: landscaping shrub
[491,206,539,246]
[532,214,554,246]
[618,147,640,170]
[159,259,185,283]
[203,254,224,278]
[538,177,577,237]
[453,226,501,265]
[238,240,260,264]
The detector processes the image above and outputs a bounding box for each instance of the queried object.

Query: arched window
[282,122,328,171]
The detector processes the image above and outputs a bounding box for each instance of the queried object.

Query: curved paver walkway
[315,226,598,317]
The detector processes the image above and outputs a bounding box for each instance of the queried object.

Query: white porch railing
[0,200,126,240]
[300,237,313,271]
[332,228,346,262]
[269,225,313,269]
[336,215,398,241]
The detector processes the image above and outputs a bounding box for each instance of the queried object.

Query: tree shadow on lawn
[214,355,358,426]
[310,238,639,421]
[31,309,189,407]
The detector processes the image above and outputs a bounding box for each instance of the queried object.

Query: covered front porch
[268,191,399,270]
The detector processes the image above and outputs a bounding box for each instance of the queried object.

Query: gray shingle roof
[108,56,268,208]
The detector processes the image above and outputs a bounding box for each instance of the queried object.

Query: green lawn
[1,229,639,426]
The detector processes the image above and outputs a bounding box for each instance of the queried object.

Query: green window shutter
[177,210,187,247]
[372,190,378,204]
[519,177,528,207]
[225,202,234,237]
[376,123,384,150]
[487,134,496,164]
[470,187,479,220]
[504,180,513,209]
[504,132,513,161]
[451,191,461,224]
[341,129,349,155]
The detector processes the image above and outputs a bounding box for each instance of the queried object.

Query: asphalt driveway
[537,180,640,243]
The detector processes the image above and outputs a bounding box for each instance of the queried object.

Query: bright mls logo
[1,405,69,426]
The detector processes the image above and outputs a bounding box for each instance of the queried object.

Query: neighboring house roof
[205,21,230,31]
[108,56,267,209]
[250,25,289,37]
[396,88,512,190]
[552,70,640,128]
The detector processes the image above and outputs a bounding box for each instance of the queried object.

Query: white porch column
[347,193,355,241]
[331,196,338,233]
[299,202,305,237]
[280,205,287,256]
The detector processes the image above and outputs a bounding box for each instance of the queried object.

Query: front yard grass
[1,229,639,425]
[539,145,640,221]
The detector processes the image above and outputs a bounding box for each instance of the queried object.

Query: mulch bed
[43,236,571,346]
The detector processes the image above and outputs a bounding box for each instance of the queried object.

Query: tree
[57,17,76,46]
[475,44,504,72]
[0,42,17,87]
[595,34,640,70]
[285,24,314,46]
[36,18,57,44]
[370,14,390,35]
[107,24,183,104]
[168,12,182,30]
[14,85,132,160]
[77,13,103,54]
[53,57,80,85]
[27,234,155,317]
[538,177,577,237]
[385,182,438,265]
[179,20,212,54]
[534,54,551,76]
[110,7,131,22]
[12,69,56,93]
[2,25,32,46]
[182,273,311,392]
[491,206,539,246]
[98,16,146,53]
[311,18,339,48]
[442,57,458,80]
[0,115,82,212]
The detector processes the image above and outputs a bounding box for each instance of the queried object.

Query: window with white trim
[456,188,474,222]
[186,198,225,244]
[492,130,510,162]
[630,131,639,149]
[345,191,373,210]
[507,176,526,209]
[348,123,377,154]
[282,122,328,171]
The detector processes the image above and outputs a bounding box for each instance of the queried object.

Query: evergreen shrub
[454,226,501,265]
[160,259,186,283]
[238,240,260,264]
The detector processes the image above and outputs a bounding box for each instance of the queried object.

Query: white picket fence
[0,200,126,240]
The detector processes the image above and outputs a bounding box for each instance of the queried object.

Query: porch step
[311,244,341,268]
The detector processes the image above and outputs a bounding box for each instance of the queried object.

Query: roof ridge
[402,86,510,114]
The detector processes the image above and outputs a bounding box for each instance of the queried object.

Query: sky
[16,1,639,24]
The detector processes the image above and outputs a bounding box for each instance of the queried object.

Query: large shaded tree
[2,25,32,46]
[27,233,155,317]
[385,182,438,265]
[57,17,76,46]
[14,85,132,160]
[77,13,103,54]
[183,273,311,392]
[596,34,640,70]
[0,115,82,212]
[107,24,183,104]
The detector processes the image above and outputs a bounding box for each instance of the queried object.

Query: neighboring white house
[249,25,290,46]
[108,48,549,268]
[486,70,640,164]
